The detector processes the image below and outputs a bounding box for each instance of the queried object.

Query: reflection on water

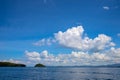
[0,67,120,80]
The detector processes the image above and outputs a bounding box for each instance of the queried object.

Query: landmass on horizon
[34,63,46,67]
[0,62,120,68]
[0,62,26,67]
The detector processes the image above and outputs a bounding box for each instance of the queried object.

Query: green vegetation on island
[34,63,45,67]
[0,62,26,67]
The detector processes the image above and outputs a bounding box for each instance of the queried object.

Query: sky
[0,0,120,66]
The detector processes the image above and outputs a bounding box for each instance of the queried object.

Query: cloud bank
[26,26,119,66]
[25,48,120,66]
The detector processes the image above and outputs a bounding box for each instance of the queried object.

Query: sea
[0,67,120,80]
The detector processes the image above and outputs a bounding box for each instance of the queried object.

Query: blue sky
[0,0,120,66]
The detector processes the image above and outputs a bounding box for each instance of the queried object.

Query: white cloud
[1,58,25,64]
[33,38,55,46]
[103,6,110,10]
[40,50,48,58]
[25,49,120,66]
[25,50,56,65]
[107,47,120,59]
[35,26,115,51]
[25,51,41,61]
[28,26,119,66]
[55,26,84,50]
[91,34,115,51]
[55,26,115,51]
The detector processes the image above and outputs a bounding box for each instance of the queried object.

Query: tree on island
[0,62,26,67]
[34,63,45,67]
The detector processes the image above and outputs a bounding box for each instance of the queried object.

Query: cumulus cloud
[35,26,115,52]
[103,6,110,10]
[55,26,115,51]
[29,25,119,66]
[25,49,120,66]
[25,50,56,65]
[25,51,41,61]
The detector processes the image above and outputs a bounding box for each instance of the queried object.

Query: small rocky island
[34,63,45,67]
[0,62,26,67]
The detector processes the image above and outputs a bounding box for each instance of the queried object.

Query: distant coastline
[0,62,26,67]
[0,62,120,68]
[53,64,120,68]
[47,63,120,68]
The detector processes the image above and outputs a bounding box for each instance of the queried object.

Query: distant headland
[0,62,26,67]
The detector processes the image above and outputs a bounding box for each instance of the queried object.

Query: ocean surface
[0,67,120,80]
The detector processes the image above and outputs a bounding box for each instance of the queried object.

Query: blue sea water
[0,67,120,80]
